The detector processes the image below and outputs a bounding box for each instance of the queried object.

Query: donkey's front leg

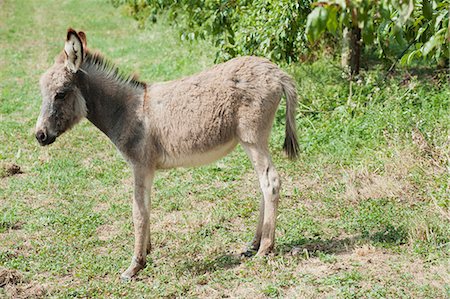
[121,167,154,281]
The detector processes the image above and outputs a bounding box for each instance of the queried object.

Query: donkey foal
[35,29,299,280]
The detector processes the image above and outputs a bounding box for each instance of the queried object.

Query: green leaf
[434,9,448,31]
[362,21,374,44]
[393,25,407,47]
[395,33,407,48]
[407,50,420,64]
[422,34,439,56]
[306,7,329,41]
[400,50,421,66]
[422,0,433,20]
[326,7,339,34]
[380,7,391,20]
[415,26,427,41]
[400,52,409,65]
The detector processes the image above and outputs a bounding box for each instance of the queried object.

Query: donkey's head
[35,29,88,146]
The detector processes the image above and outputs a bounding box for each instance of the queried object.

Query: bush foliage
[111,0,313,63]
[306,0,449,66]
[112,0,449,67]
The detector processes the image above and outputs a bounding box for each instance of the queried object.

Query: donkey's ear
[77,31,87,51]
[64,28,84,73]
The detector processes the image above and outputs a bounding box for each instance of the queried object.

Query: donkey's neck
[76,65,145,149]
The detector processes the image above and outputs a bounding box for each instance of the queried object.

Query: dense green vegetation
[112,0,449,71]
[306,0,449,74]
[112,0,314,63]
[0,0,449,298]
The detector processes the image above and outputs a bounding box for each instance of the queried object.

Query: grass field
[1,0,449,298]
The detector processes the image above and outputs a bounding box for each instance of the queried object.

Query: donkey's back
[147,56,298,169]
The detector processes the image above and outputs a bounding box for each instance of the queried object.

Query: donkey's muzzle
[35,129,56,146]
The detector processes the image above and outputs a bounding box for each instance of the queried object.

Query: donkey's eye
[55,92,66,100]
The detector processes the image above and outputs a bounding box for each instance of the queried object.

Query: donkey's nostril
[36,130,47,143]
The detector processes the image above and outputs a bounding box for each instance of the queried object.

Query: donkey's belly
[157,139,238,169]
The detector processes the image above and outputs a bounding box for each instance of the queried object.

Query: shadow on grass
[278,225,408,256]
[178,254,243,275]
[278,236,361,257]
[171,226,409,275]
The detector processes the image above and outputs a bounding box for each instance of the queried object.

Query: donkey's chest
[157,139,237,169]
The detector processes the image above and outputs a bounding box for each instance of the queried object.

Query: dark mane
[83,52,145,89]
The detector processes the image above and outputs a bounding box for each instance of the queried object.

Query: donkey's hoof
[120,256,146,282]
[256,247,273,257]
[120,267,139,282]
[120,273,132,282]
[255,251,268,257]
[120,267,141,282]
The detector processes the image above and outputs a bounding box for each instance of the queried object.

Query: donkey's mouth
[36,134,57,146]
[39,136,56,146]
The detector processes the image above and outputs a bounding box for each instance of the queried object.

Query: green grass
[1,0,449,298]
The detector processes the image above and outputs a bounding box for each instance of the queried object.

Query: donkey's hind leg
[241,142,281,255]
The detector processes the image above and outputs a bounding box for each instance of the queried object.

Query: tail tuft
[281,75,299,160]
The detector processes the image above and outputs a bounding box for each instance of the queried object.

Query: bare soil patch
[0,163,23,178]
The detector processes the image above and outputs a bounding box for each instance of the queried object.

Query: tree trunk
[341,26,362,77]
[349,26,361,76]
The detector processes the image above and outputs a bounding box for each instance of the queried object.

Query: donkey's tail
[281,74,299,160]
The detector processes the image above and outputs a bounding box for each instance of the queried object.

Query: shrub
[111,0,313,63]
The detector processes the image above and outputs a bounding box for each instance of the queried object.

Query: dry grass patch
[4,283,47,299]
[343,148,439,202]
[0,267,47,299]
[282,244,449,297]
[0,267,23,287]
